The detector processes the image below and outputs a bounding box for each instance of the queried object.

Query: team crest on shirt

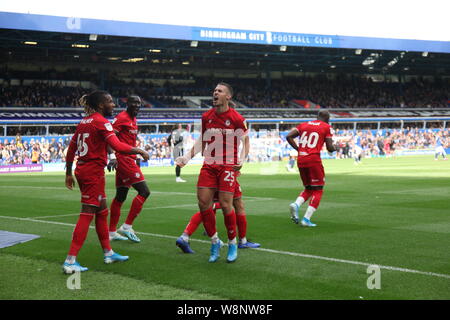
[104,123,113,131]
[208,119,212,123]
[135,173,141,178]
[225,120,231,126]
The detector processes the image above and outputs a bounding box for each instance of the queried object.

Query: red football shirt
[295,120,332,167]
[201,107,247,166]
[69,112,116,167]
[112,111,138,159]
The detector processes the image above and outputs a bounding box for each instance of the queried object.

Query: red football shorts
[298,163,325,187]
[213,180,242,200]
[75,162,106,207]
[115,155,145,188]
[197,164,237,193]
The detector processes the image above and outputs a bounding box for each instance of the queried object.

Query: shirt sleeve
[96,118,116,141]
[235,114,249,136]
[111,116,122,134]
[106,134,134,154]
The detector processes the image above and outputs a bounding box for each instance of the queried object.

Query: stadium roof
[1,28,449,77]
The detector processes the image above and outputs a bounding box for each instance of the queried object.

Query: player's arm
[286,128,300,150]
[175,134,203,168]
[325,137,337,153]
[235,134,250,171]
[106,134,149,161]
[65,134,77,190]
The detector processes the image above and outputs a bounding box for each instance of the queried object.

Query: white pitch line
[32,213,80,219]
[0,186,275,201]
[1,214,449,280]
[142,204,199,210]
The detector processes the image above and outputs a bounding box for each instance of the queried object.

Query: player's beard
[103,107,113,117]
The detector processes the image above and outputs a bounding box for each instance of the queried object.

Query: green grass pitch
[0,156,449,300]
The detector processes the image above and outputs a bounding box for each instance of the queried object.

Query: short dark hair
[79,90,110,114]
[217,82,233,97]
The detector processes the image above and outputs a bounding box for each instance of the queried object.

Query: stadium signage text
[197,28,337,47]
[0,164,43,174]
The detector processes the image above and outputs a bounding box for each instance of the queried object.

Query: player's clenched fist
[137,149,150,161]
[175,156,189,168]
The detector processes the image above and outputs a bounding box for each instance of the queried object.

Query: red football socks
[223,209,237,240]
[109,198,123,232]
[236,212,247,239]
[309,190,324,209]
[213,202,221,211]
[96,209,112,252]
[200,207,216,237]
[300,189,313,202]
[68,212,94,256]
[184,211,203,236]
[125,195,147,225]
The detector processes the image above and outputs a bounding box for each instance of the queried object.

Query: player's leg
[301,164,326,227]
[439,147,447,160]
[290,167,312,224]
[218,190,238,262]
[176,210,202,254]
[117,181,150,243]
[96,198,130,264]
[176,202,222,253]
[63,170,99,274]
[109,186,129,241]
[198,187,223,262]
[63,203,96,274]
[234,197,261,249]
[218,167,240,262]
[175,148,186,182]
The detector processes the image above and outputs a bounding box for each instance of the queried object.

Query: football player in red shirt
[176,82,249,263]
[107,96,150,243]
[286,110,336,227]
[63,91,149,274]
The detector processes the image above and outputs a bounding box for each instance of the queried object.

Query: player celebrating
[434,131,448,161]
[176,82,249,263]
[107,95,151,243]
[63,91,149,274]
[286,110,336,227]
[176,176,260,254]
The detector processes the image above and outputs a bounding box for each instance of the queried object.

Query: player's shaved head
[317,110,330,123]
[217,82,233,97]
[127,95,141,103]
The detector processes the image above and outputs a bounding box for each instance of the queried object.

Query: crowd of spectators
[331,127,448,158]
[1,127,447,166]
[1,70,448,109]
[0,135,70,165]
[0,82,90,107]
